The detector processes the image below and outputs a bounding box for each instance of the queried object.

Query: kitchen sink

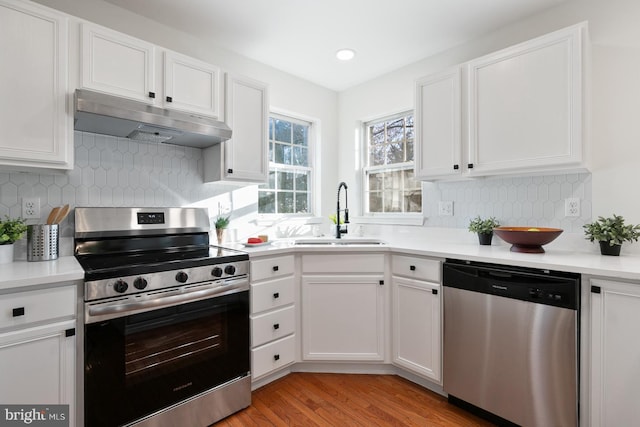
[293,238,386,246]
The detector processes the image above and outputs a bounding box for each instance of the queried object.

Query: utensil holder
[27,224,59,261]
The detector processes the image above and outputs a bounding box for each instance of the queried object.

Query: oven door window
[85,291,249,427]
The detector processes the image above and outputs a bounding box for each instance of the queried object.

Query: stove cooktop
[77,245,248,282]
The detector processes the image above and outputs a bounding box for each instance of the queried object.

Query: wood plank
[215,373,494,426]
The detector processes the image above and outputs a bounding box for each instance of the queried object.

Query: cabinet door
[204,74,269,183]
[301,274,385,361]
[392,277,441,382]
[0,0,71,170]
[467,24,584,175]
[0,320,75,425]
[163,50,222,118]
[81,23,156,103]
[590,279,640,426]
[414,68,462,179]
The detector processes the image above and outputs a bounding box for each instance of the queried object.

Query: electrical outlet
[565,198,580,217]
[438,201,454,216]
[22,197,41,219]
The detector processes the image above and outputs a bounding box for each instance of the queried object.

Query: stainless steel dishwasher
[443,259,579,427]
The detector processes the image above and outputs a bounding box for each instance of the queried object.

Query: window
[258,114,312,215]
[364,113,421,214]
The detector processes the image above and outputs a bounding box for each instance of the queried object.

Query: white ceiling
[102,0,566,91]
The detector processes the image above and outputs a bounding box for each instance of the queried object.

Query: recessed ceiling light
[336,49,356,61]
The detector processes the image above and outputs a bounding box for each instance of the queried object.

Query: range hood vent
[73,89,232,148]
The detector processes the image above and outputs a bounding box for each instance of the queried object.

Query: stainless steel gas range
[74,207,250,427]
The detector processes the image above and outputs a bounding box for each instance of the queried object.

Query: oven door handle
[86,278,249,322]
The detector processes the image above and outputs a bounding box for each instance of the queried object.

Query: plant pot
[0,244,14,264]
[477,232,493,246]
[599,241,622,256]
[216,228,225,245]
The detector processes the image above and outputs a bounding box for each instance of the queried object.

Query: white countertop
[3,235,638,295]
[0,256,85,293]
[230,236,640,281]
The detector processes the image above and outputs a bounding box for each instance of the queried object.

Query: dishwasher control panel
[528,287,565,302]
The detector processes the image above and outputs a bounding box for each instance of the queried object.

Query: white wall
[338,0,640,225]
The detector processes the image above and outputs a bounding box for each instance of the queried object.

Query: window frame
[257,111,319,221]
[359,110,424,224]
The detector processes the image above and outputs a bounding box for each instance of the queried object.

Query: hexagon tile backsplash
[0,131,231,237]
[422,172,592,233]
[0,131,592,240]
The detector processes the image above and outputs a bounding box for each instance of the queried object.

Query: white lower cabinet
[391,255,442,383]
[252,335,296,379]
[590,278,640,426]
[0,320,76,403]
[301,254,386,361]
[0,284,77,427]
[250,255,296,381]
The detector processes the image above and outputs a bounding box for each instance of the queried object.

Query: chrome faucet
[336,182,349,239]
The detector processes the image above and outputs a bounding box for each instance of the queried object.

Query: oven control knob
[113,280,128,293]
[224,265,236,275]
[211,267,223,277]
[133,277,148,290]
[175,271,189,283]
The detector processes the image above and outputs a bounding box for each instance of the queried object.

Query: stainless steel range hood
[74,89,231,148]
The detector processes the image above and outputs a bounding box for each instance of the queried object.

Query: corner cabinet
[301,254,386,361]
[467,23,586,176]
[414,68,462,180]
[203,74,269,183]
[589,278,640,426]
[0,284,77,427]
[0,0,72,170]
[80,22,222,118]
[391,255,442,383]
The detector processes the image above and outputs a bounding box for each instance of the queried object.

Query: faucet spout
[336,182,349,239]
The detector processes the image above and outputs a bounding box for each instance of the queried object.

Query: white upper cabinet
[163,50,222,118]
[80,23,223,118]
[414,68,462,179]
[467,23,586,176]
[203,73,269,183]
[0,0,71,170]
[81,23,156,103]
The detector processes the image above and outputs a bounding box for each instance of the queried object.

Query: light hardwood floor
[216,373,494,426]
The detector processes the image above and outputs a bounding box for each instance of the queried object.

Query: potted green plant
[214,215,230,244]
[0,216,28,264]
[468,216,500,245]
[583,214,640,256]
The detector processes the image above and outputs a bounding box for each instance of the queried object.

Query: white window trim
[257,108,321,220]
[359,110,424,224]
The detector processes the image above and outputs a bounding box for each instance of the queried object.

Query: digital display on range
[137,212,165,224]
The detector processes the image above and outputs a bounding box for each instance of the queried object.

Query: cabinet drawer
[251,276,294,314]
[302,254,385,274]
[251,306,295,348]
[0,286,76,330]
[392,255,441,282]
[251,334,295,379]
[251,255,295,282]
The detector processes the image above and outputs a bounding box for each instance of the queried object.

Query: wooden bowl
[493,226,563,253]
